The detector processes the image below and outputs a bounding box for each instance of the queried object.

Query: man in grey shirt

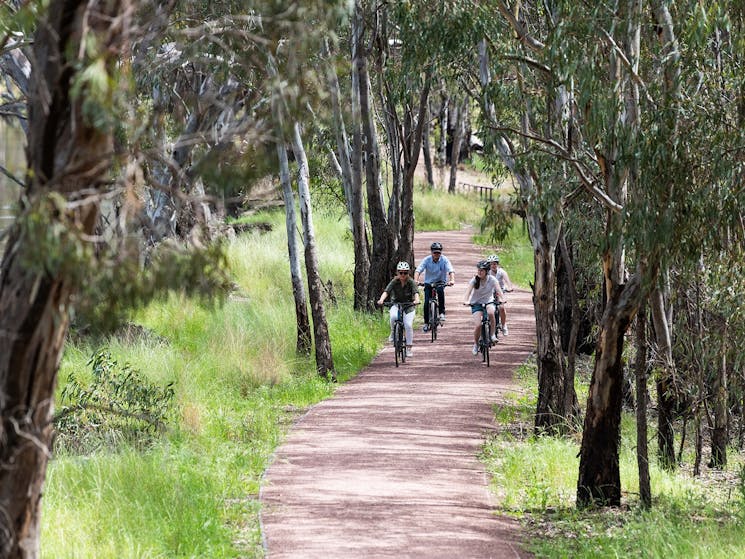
[414,241,455,331]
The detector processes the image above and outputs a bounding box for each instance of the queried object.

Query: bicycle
[384,302,417,367]
[418,280,448,342]
[467,301,499,367]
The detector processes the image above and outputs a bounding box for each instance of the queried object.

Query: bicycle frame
[420,281,448,343]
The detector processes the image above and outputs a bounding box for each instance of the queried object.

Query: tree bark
[0,1,130,555]
[577,276,642,507]
[710,323,728,468]
[651,285,676,469]
[448,97,465,194]
[275,132,311,356]
[635,298,651,508]
[329,35,370,311]
[291,123,336,380]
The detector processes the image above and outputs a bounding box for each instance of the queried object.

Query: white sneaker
[406,347,413,357]
[439,313,446,322]
[490,334,498,342]
[472,344,479,355]
[502,325,509,336]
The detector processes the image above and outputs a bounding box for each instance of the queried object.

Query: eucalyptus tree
[476,0,745,506]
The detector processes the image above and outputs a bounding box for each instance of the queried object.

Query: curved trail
[260,229,536,558]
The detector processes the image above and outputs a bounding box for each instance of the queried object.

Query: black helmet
[477,260,489,270]
[430,242,443,251]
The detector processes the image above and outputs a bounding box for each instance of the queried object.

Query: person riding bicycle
[486,254,512,336]
[463,260,504,355]
[414,242,455,332]
[377,261,420,358]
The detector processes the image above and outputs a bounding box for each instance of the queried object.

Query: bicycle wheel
[394,322,403,367]
[429,299,438,342]
[481,322,490,367]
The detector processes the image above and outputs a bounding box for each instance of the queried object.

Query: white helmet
[486,254,499,263]
[396,261,411,271]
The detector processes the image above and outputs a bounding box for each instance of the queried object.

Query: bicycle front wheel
[429,300,438,342]
[394,322,405,366]
[482,322,491,367]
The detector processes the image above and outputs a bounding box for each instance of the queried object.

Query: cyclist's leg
[437,284,446,318]
[487,304,497,341]
[500,303,508,335]
[422,286,431,324]
[388,305,398,339]
[403,308,415,345]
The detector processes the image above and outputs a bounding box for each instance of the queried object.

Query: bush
[54,349,175,454]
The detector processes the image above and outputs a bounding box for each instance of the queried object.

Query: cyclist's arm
[463,284,474,305]
[447,270,455,286]
[377,290,389,306]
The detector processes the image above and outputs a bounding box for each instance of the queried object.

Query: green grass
[44,208,389,558]
[413,185,483,231]
[484,359,745,559]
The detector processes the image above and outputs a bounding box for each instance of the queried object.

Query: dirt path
[260,229,536,558]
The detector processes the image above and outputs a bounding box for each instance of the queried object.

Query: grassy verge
[44,208,389,558]
[484,359,745,559]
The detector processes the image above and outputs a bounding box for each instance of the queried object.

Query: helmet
[396,261,411,271]
[430,242,443,251]
[477,260,489,270]
[486,254,498,263]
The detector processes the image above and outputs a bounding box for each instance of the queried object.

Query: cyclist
[377,261,420,357]
[463,260,504,355]
[486,254,512,336]
[414,241,455,332]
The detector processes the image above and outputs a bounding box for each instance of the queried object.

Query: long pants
[422,283,446,323]
[389,305,415,346]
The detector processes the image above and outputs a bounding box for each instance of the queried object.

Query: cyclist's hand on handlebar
[447,281,454,286]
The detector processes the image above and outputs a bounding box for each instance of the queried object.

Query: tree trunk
[330,35,370,311]
[398,76,431,265]
[422,103,434,187]
[651,285,676,470]
[291,123,335,380]
[533,221,568,435]
[635,298,651,508]
[448,97,465,194]
[710,324,728,468]
[577,275,642,507]
[557,232,581,421]
[361,2,392,305]
[275,134,311,356]
[0,1,129,555]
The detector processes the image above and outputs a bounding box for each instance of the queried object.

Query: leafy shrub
[54,350,175,454]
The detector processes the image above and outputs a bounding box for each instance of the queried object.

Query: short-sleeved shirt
[468,274,499,305]
[490,268,508,291]
[415,255,454,284]
[384,277,419,313]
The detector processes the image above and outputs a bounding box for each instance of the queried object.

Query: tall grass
[44,208,388,558]
[484,360,745,559]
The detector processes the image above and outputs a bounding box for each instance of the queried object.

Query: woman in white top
[487,254,512,335]
[463,260,505,355]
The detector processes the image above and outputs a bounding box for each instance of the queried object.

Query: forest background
[1,1,745,558]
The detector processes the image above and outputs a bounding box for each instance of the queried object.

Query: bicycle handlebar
[418,281,450,288]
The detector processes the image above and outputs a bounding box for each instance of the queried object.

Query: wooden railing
[460,182,494,201]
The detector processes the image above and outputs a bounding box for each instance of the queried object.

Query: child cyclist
[463,260,504,355]
[377,262,420,357]
[486,254,512,336]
